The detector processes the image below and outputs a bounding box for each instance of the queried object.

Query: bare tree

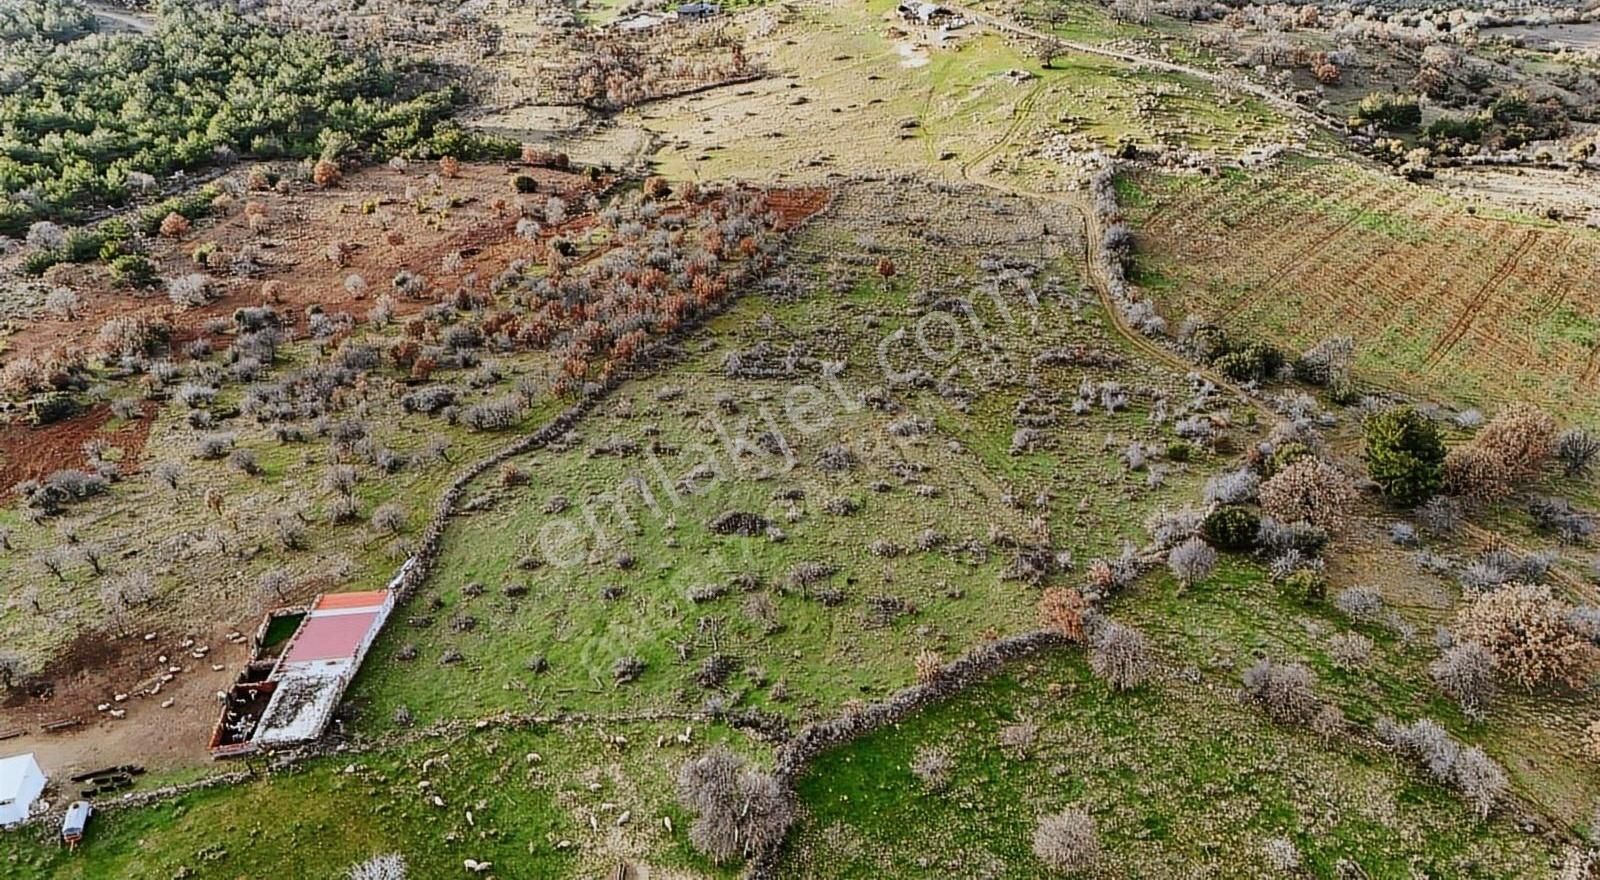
[677,746,794,864]
[1090,620,1154,691]
[1167,536,1217,587]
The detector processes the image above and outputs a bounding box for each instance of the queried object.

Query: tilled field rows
[1128,160,1600,422]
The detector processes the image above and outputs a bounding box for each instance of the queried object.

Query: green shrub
[1166,440,1193,463]
[22,248,64,276]
[1363,406,1446,505]
[513,175,538,193]
[1355,92,1422,129]
[1278,569,1326,605]
[63,228,109,262]
[1202,506,1259,552]
[1268,441,1312,476]
[109,253,158,287]
[29,392,81,425]
[1214,341,1284,383]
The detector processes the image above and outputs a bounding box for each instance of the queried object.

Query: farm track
[1423,229,1539,370]
[947,3,1335,133]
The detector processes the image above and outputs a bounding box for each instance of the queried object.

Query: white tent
[0,753,46,826]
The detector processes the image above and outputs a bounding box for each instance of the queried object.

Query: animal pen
[209,589,396,757]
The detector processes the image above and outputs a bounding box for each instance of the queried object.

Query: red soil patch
[3,162,605,364]
[0,400,157,495]
[767,187,832,230]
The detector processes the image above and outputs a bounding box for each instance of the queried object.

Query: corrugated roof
[280,611,381,664]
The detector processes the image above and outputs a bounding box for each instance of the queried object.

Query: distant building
[896,1,962,26]
[0,753,46,827]
[677,1,720,18]
[615,11,672,31]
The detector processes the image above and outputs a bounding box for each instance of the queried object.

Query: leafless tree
[677,746,794,864]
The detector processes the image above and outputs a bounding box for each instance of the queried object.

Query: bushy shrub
[1259,458,1357,530]
[1363,406,1446,505]
[1443,403,1557,502]
[1202,506,1259,551]
[1453,583,1594,691]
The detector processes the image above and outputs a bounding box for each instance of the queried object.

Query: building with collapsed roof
[209,587,396,757]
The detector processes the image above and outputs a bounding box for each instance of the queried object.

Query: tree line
[0,0,514,236]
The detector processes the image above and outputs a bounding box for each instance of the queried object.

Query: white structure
[0,753,46,826]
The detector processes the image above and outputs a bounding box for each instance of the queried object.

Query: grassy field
[780,644,1564,878]
[1119,155,1600,426]
[643,0,1290,185]
[344,179,1227,734]
[5,719,749,879]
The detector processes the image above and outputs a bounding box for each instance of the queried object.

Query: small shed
[0,753,46,826]
[677,1,719,18]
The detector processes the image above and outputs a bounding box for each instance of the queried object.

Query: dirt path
[947,3,1336,132]
[87,2,155,33]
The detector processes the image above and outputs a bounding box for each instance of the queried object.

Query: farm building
[677,1,719,18]
[896,1,960,25]
[614,11,672,31]
[0,753,46,826]
[209,587,397,757]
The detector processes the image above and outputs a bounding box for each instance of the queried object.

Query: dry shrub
[913,649,942,683]
[438,156,461,178]
[312,159,341,187]
[159,211,191,238]
[910,743,954,790]
[1089,620,1153,691]
[1453,583,1595,691]
[1429,641,1496,720]
[998,721,1039,759]
[1444,403,1558,502]
[676,746,793,865]
[1033,808,1100,873]
[1375,717,1507,819]
[1327,631,1373,670]
[1242,658,1319,725]
[1258,458,1357,530]
[347,853,407,880]
[1037,587,1088,642]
